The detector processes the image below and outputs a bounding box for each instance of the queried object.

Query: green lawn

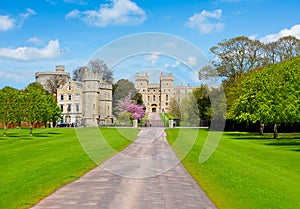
[0,127,139,209]
[166,129,300,209]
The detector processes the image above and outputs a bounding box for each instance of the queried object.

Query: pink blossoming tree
[118,95,145,121]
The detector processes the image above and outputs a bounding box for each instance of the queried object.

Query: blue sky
[1,0,300,89]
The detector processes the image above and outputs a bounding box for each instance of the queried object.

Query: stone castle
[36,66,112,127]
[36,66,196,126]
[135,72,195,113]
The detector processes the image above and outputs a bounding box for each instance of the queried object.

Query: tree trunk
[273,123,278,139]
[3,123,7,137]
[30,123,33,137]
[259,121,264,136]
[18,121,22,135]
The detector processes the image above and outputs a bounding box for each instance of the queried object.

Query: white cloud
[260,24,300,43]
[27,37,43,45]
[0,40,61,61]
[144,52,159,65]
[185,9,224,34]
[66,0,146,27]
[248,34,257,40]
[186,56,197,66]
[0,9,35,32]
[0,15,15,31]
[165,41,177,49]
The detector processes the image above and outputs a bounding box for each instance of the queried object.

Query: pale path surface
[31,113,216,209]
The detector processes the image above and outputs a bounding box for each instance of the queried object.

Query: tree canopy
[228,57,300,138]
[0,83,61,136]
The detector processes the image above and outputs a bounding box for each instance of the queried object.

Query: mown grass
[166,129,300,209]
[0,127,139,209]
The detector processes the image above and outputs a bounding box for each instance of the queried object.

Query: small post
[133,119,138,128]
[169,119,173,128]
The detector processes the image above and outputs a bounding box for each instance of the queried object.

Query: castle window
[67,104,71,113]
[68,94,72,101]
[68,85,72,91]
[166,102,168,106]
[60,94,64,101]
[166,95,168,101]
[75,94,80,101]
[60,105,63,112]
[76,104,80,112]
[148,96,150,101]
[153,95,155,101]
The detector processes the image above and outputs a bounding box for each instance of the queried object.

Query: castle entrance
[151,104,158,112]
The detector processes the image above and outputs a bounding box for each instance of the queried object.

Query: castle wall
[135,72,195,113]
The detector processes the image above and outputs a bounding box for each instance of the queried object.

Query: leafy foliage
[0,83,61,136]
[228,57,300,138]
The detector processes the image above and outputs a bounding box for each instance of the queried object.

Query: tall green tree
[192,85,211,121]
[0,87,19,136]
[112,79,138,114]
[168,98,181,119]
[23,82,61,136]
[228,57,300,138]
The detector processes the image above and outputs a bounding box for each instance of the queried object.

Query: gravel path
[31,113,216,209]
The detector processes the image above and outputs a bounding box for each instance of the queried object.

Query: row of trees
[168,85,212,125]
[197,35,300,138]
[0,83,61,136]
[227,57,300,138]
[200,35,300,82]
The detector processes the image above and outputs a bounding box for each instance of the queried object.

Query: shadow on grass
[225,132,272,140]
[225,132,300,141]
[266,140,300,146]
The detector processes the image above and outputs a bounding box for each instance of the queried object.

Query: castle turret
[135,72,149,102]
[160,73,174,112]
[82,69,100,127]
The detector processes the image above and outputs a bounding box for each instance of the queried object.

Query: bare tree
[88,59,113,82]
[72,66,86,81]
[72,59,113,82]
[46,75,68,95]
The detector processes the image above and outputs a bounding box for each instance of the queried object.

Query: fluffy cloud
[0,40,61,61]
[186,56,197,66]
[66,0,146,27]
[145,52,159,65]
[27,36,43,45]
[185,9,224,34]
[0,9,35,32]
[260,24,300,43]
[0,15,15,31]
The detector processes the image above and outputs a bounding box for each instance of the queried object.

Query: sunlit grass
[166,129,300,209]
[0,127,139,209]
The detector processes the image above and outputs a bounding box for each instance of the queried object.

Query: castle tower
[82,68,100,127]
[160,73,174,112]
[135,72,149,103]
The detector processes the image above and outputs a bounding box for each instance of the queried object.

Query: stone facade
[35,66,70,93]
[135,72,195,113]
[37,66,112,127]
